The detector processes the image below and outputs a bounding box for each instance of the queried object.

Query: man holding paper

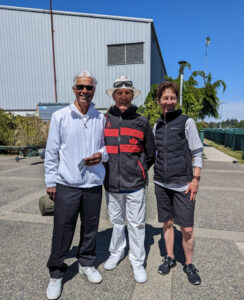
[44,71,108,299]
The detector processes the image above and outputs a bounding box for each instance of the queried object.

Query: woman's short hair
[156,81,179,100]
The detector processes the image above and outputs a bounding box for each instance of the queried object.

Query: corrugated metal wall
[0,8,54,110]
[150,29,166,85]
[52,13,151,109]
[0,7,163,111]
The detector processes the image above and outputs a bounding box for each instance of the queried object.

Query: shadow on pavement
[96,228,130,267]
[63,228,123,285]
[62,260,78,285]
[62,224,185,285]
[31,161,44,165]
[203,143,213,147]
[145,224,185,266]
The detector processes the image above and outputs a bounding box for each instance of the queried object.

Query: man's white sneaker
[132,266,147,283]
[46,278,62,299]
[78,264,102,283]
[104,253,125,270]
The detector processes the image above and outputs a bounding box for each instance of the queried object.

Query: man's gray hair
[73,71,97,87]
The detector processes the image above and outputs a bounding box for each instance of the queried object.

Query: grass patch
[204,139,244,164]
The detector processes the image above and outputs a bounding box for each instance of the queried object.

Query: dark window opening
[108,43,144,65]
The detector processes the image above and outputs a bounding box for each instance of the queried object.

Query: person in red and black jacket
[103,76,155,283]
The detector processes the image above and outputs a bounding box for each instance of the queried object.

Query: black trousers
[47,184,102,278]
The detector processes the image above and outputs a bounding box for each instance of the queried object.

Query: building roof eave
[0,5,153,23]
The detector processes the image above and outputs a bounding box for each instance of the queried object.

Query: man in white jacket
[44,71,108,300]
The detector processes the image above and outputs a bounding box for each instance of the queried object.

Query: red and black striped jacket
[104,105,155,193]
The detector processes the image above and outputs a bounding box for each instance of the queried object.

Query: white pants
[106,188,146,267]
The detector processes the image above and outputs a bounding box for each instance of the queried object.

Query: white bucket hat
[106,76,141,99]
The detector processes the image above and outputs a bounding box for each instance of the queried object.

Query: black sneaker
[158,256,176,275]
[183,263,201,285]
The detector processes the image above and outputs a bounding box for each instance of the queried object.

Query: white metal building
[0,5,167,114]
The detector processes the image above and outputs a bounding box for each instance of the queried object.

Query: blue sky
[1,0,244,121]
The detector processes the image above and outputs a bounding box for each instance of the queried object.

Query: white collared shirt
[44,102,108,188]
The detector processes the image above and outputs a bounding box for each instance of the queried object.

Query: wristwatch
[192,175,201,181]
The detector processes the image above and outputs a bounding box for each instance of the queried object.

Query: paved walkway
[0,148,244,299]
[204,142,236,162]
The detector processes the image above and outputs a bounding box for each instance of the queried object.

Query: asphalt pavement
[0,144,244,300]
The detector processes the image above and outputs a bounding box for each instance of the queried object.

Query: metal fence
[203,128,244,151]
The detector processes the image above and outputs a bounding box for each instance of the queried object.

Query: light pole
[204,36,211,83]
[178,60,188,106]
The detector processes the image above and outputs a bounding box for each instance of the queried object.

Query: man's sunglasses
[75,84,94,91]
[113,81,133,88]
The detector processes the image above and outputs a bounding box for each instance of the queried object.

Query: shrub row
[0,109,49,147]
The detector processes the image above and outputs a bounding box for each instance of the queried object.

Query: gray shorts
[155,183,195,227]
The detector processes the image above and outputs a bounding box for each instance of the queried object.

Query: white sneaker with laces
[78,264,102,283]
[46,278,62,299]
[132,266,147,283]
[104,252,125,270]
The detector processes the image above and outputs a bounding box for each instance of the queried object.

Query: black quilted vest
[154,109,193,184]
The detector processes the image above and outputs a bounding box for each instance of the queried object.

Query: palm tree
[199,72,226,119]
[178,62,192,76]
[180,70,226,120]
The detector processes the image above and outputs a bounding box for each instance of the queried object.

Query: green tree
[180,71,203,120]
[137,84,161,127]
[196,121,208,131]
[222,118,239,128]
[238,120,244,128]
[206,121,218,128]
[199,72,226,119]
[138,70,226,127]
[0,109,16,145]
[178,61,192,74]
[13,115,49,147]
[0,108,49,146]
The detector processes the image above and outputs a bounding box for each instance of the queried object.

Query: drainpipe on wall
[50,0,58,103]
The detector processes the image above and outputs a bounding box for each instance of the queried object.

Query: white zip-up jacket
[44,102,108,188]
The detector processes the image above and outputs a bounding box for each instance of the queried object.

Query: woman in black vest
[154,81,203,285]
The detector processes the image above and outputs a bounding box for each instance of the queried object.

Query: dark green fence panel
[199,130,204,144]
[204,128,244,151]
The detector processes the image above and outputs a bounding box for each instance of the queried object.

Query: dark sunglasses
[113,81,133,88]
[75,84,94,91]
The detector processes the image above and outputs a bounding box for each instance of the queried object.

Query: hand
[84,152,102,166]
[185,179,199,201]
[47,186,56,201]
